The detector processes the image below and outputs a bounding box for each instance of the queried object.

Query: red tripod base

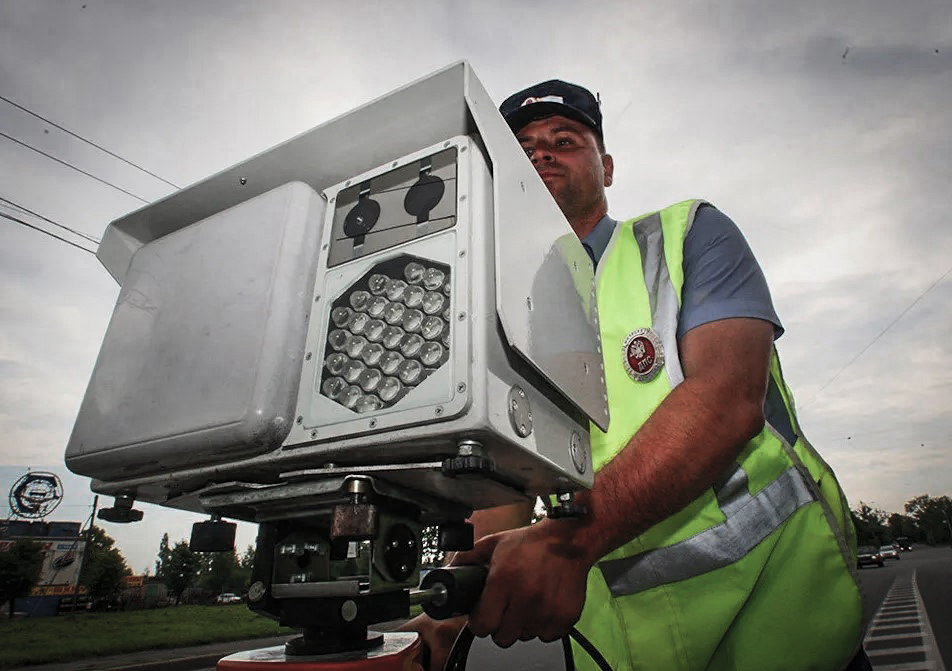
[217,632,422,671]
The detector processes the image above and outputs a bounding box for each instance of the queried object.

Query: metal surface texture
[67,182,324,479]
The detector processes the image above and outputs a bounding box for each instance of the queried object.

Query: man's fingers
[450,533,499,566]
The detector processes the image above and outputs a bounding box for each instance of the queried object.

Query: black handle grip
[420,565,488,620]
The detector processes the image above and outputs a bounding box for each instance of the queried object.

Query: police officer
[407,79,870,671]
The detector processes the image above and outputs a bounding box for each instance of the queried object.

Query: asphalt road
[855,544,951,669]
[191,545,952,671]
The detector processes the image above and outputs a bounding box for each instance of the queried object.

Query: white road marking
[864,569,945,671]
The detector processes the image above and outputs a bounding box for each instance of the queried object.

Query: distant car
[895,537,913,552]
[216,593,243,604]
[856,546,884,568]
[879,545,900,561]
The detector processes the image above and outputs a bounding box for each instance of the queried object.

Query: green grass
[0,605,296,668]
[0,604,425,668]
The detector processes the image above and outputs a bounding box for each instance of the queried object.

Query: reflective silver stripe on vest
[598,466,816,597]
[631,213,684,387]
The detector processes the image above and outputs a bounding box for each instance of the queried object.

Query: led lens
[358,367,382,392]
[383,302,406,325]
[364,319,386,342]
[404,262,425,284]
[404,285,425,308]
[347,312,369,335]
[400,333,425,358]
[342,359,366,383]
[423,268,445,291]
[378,377,402,402]
[355,395,382,413]
[345,335,368,359]
[362,342,385,367]
[402,309,423,333]
[325,352,348,375]
[397,359,423,384]
[420,342,444,366]
[421,316,443,340]
[328,329,349,351]
[349,290,371,311]
[321,377,346,399]
[368,296,388,318]
[422,292,445,315]
[381,325,404,349]
[368,274,390,295]
[331,307,353,328]
[379,351,403,376]
[340,385,362,409]
[386,279,408,302]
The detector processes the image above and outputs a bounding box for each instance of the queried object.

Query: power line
[804,263,952,407]
[0,93,180,189]
[0,131,150,204]
[0,196,100,244]
[0,210,96,255]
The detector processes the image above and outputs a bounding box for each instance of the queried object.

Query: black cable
[562,634,576,671]
[0,131,149,203]
[0,196,100,244]
[440,625,612,671]
[444,625,475,671]
[568,627,613,671]
[0,93,180,189]
[0,211,96,254]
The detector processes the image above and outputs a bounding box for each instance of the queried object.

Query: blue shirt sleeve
[677,205,783,340]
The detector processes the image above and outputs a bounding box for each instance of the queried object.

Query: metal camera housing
[64,62,608,647]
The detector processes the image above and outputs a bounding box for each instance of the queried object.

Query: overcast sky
[1,0,950,573]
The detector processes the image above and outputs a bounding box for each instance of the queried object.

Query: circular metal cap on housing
[507,386,533,437]
[570,431,588,474]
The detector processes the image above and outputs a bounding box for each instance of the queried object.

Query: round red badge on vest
[623,328,664,382]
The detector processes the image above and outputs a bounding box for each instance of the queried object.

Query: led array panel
[320,254,452,413]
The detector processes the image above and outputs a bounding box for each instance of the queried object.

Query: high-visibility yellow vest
[573,200,864,670]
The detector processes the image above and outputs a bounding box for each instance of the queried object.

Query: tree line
[851,493,952,547]
[4,492,950,614]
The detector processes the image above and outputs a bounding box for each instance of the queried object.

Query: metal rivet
[369,419,377,428]
[341,600,358,622]
[459,250,466,257]
[305,352,312,361]
[457,312,466,321]
[311,430,318,438]
[239,177,247,185]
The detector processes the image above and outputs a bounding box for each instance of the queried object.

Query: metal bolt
[248,581,266,603]
[459,250,466,257]
[457,312,466,321]
[341,600,358,622]
[457,383,466,393]
[296,416,303,424]
[239,177,247,185]
[311,430,318,438]
[435,406,444,416]
[305,352,312,361]
[369,419,377,428]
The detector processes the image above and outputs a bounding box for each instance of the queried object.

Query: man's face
[515,115,613,222]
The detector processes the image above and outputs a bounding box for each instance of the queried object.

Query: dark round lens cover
[343,198,381,237]
[403,175,445,220]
